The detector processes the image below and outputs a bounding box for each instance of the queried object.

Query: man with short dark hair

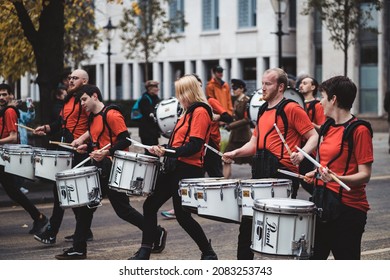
[0,83,48,235]
[206,65,233,115]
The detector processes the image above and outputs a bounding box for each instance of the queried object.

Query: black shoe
[29,214,49,235]
[151,226,167,253]
[55,247,86,260]
[34,227,56,245]
[128,247,151,260]
[201,239,218,260]
[64,231,94,242]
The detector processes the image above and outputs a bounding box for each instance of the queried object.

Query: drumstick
[58,144,77,151]
[273,123,292,156]
[15,123,35,132]
[204,143,235,164]
[126,137,176,153]
[295,146,351,191]
[49,140,73,146]
[72,143,111,169]
[277,169,308,180]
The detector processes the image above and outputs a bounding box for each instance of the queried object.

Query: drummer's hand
[303,170,316,184]
[76,144,88,154]
[149,145,165,157]
[34,125,47,136]
[212,113,220,122]
[290,151,303,167]
[71,139,83,148]
[319,167,333,183]
[90,149,109,162]
[222,151,235,164]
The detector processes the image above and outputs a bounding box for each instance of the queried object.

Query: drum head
[284,88,305,108]
[240,178,291,187]
[37,150,72,157]
[155,97,182,138]
[197,179,239,188]
[56,166,98,178]
[247,90,265,126]
[253,198,314,214]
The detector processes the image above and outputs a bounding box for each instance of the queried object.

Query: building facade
[20,0,390,122]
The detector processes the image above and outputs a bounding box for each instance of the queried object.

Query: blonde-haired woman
[130,75,217,260]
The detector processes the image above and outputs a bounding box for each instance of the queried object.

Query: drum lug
[220,188,223,201]
[54,157,58,166]
[271,188,275,197]
[291,234,310,260]
[2,154,10,162]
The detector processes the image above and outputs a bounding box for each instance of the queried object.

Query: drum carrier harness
[306,99,320,122]
[162,102,212,173]
[313,117,373,222]
[252,98,296,179]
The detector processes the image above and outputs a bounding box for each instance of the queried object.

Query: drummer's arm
[72,131,90,148]
[224,135,257,159]
[108,131,131,156]
[0,131,17,144]
[164,137,204,158]
[291,128,318,165]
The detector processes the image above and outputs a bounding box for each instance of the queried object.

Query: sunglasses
[68,76,80,81]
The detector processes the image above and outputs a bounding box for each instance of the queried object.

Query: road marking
[370,174,390,181]
[361,247,390,256]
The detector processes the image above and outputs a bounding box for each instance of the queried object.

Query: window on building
[238,0,256,28]
[202,0,219,31]
[116,64,123,100]
[289,0,296,29]
[169,0,185,33]
[313,9,322,82]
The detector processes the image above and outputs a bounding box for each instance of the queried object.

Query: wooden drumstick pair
[72,143,111,169]
[15,123,35,132]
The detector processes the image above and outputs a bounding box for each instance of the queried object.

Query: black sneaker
[34,228,56,245]
[55,247,86,260]
[64,231,94,242]
[128,247,151,260]
[29,214,49,235]
[201,239,218,260]
[151,226,167,253]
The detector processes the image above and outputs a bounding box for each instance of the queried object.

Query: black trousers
[203,140,223,177]
[73,160,144,252]
[141,161,210,253]
[0,166,41,221]
[311,205,366,260]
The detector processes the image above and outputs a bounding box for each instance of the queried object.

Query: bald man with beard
[33,69,94,245]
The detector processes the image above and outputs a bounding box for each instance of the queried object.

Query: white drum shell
[196,179,241,223]
[56,166,101,208]
[3,145,38,180]
[34,150,73,181]
[247,90,265,126]
[240,178,292,217]
[108,151,160,196]
[179,177,224,213]
[155,98,181,138]
[0,145,5,166]
[251,198,316,257]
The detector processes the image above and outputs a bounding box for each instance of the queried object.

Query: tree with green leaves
[119,0,186,81]
[302,0,382,76]
[0,0,102,123]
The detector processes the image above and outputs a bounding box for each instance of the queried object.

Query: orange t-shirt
[253,102,313,173]
[171,106,211,167]
[61,96,89,139]
[207,97,227,148]
[0,107,18,139]
[89,109,128,151]
[317,121,373,212]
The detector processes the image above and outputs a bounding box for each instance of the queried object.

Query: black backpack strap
[306,100,320,122]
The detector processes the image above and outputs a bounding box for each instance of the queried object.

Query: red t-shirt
[0,107,18,139]
[171,106,211,167]
[305,100,326,126]
[208,97,227,148]
[61,96,89,139]
[318,120,373,212]
[253,102,313,173]
[89,109,128,151]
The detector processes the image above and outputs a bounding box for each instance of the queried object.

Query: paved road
[0,132,389,260]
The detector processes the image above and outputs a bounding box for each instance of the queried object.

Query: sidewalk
[1,130,389,208]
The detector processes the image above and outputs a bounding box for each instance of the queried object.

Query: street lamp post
[103,18,116,102]
[270,0,289,68]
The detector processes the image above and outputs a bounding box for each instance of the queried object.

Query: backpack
[131,93,152,120]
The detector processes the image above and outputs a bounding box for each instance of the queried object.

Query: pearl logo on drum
[265,218,277,249]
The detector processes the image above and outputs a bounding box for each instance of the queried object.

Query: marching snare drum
[155,97,182,138]
[284,88,305,108]
[251,198,316,259]
[247,89,265,126]
[240,178,292,217]
[0,145,5,166]
[108,150,160,196]
[179,177,224,214]
[34,150,73,181]
[2,144,41,180]
[56,166,102,208]
[196,179,241,223]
